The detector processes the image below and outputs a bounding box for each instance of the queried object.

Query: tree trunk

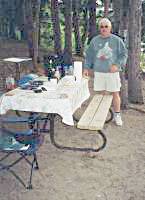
[51,0,62,56]
[24,0,40,71]
[142,2,145,42]
[15,0,26,40]
[32,0,41,70]
[21,0,27,40]
[24,0,34,58]
[112,0,121,34]
[119,0,129,109]
[119,0,129,40]
[87,0,97,44]
[81,4,89,49]
[72,0,83,56]
[9,0,16,39]
[104,0,110,17]
[120,71,128,109]
[128,0,144,104]
[63,0,72,65]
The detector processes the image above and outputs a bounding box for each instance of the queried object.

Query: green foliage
[38,0,113,53]
[39,2,53,49]
[140,52,145,69]
[0,0,145,57]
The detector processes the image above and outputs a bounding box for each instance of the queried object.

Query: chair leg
[27,153,39,190]
[8,168,27,188]
[34,153,39,170]
[19,152,38,169]
[0,152,12,162]
[0,152,39,189]
[0,157,28,189]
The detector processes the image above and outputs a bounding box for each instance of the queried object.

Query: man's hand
[83,69,89,77]
[99,55,107,60]
[110,64,118,73]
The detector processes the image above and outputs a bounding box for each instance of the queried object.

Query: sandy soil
[1,39,145,200]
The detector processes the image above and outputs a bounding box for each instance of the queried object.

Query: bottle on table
[59,64,64,78]
[64,64,74,76]
[47,59,52,81]
[64,65,69,76]
[68,65,74,75]
[5,74,15,91]
[54,66,60,81]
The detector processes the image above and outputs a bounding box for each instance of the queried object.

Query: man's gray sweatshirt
[84,34,128,73]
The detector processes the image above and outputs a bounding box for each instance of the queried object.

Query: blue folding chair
[0,114,44,189]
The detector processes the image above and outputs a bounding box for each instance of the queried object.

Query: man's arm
[83,40,94,76]
[115,38,128,70]
[110,38,128,73]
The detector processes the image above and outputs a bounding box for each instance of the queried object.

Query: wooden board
[89,95,113,130]
[77,94,113,130]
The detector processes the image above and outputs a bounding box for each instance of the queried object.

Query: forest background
[0,0,145,107]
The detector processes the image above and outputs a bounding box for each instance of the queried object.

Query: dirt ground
[1,39,145,200]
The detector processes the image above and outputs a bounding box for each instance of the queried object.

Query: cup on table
[50,78,58,85]
[64,65,74,76]
[73,61,82,82]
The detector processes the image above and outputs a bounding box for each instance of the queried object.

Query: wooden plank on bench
[77,94,113,131]
[89,95,113,130]
[77,94,103,130]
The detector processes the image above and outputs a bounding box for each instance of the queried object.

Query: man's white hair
[99,18,112,28]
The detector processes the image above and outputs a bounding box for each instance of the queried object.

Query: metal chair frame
[0,116,41,189]
[0,146,39,189]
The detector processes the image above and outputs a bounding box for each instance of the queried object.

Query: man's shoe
[114,113,123,126]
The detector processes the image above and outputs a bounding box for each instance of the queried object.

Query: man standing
[83,18,128,126]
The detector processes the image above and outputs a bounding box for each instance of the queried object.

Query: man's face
[99,23,111,37]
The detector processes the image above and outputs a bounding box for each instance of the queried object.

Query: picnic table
[0,75,113,152]
[1,76,103,151]
[0,76,89,125]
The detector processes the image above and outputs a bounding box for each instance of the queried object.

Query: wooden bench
[77,94,113,131]
[75,94,113,152]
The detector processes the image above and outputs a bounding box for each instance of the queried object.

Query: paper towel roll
[73,61,82,82]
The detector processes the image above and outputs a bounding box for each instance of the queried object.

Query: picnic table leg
[105,108,113,124]
[49,114,107,152]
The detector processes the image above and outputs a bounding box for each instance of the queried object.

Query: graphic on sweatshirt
[97,42,113,59]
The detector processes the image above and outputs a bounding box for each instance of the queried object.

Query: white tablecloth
[0,77,90,125]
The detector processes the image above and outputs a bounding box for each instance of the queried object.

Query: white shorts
[94,72,121,92]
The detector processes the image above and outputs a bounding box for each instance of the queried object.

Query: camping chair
[0,114,44,189]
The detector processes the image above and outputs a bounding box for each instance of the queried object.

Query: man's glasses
[100,25,109,29]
